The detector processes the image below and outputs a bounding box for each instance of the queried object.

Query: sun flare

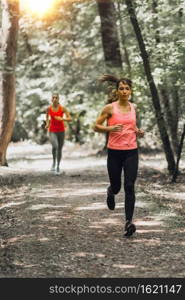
[20,0,56,16]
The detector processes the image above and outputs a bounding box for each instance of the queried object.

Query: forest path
[0,142,185,278]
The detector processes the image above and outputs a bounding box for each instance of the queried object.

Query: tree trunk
[96,0,123,151]
[96,0,122,72]
[171,124,185,183]
[152,0,160,43]
[117,0,132,78]
[0,0,19,166]
[160,87,179,155]
[152,0,179,156]
[171,86,179,131]
[125,0,175,174]
[23,32,33,56]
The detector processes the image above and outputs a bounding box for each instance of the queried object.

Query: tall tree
[117,0,132,78]
[96,0,123,151]
[171,124,185,183]
[125,0,175,174]
[0,0,19,166]
[152,0,179,155]
[96,0,122,72]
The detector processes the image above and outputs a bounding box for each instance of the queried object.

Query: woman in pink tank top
[94,75,144,237]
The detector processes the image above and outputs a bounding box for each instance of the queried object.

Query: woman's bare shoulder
[132,102,138,111]
[103,103,113,114]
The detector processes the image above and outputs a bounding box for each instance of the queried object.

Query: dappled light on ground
[149,190,185,201]
[140,154,167,170]
[137,229,164,233]
[113,264,136,269]
[0,201,26,210]
[38,237,50,242]
[29,204,69,210]
[136,220,163,226]
[43,211,70,222]
[75,202,105,211]
[5,142,106,173]
[133,238,161,245]
[5,235,35,245]
[13,261,36,268]
[30,184,108,200]
[74,252,106,258]
[90,218,122,226]
[1,142,185,277]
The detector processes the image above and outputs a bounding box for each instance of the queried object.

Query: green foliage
[15,0,185,149]
[117,0,185,150]
[16,0,106,144]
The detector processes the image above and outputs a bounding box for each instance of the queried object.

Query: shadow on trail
[0,162,185,277]
[1,142,185,277]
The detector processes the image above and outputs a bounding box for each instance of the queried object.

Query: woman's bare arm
[63,107,72,122]
[45,108,50,129]
[94,104,123,133]
[133,103,145,138]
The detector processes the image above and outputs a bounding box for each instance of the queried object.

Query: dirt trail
[0,142,185,278]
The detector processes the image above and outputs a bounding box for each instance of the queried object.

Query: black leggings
[107,148,138,222]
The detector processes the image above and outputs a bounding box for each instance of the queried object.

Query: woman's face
[52,95,59,105]
[117,82,131,99]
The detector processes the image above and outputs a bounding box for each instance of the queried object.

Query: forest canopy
[1,0,185,154]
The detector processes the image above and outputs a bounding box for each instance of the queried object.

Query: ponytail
[99,74,132,89]
[99,74,119,84]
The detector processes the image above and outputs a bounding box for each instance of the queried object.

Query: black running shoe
[124,222,136,237]
[107,186,115,210]
[124,220,130,231]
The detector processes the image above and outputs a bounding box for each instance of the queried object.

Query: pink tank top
[107,101,137,150]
